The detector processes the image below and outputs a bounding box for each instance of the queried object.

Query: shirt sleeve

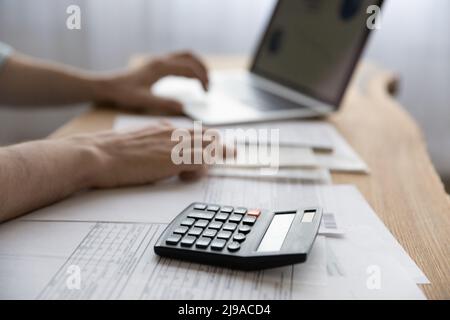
[0,42,13,68]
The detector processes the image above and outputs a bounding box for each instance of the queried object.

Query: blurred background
[0,0,449,191]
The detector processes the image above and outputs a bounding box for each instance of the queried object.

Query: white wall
[365,0,450,181]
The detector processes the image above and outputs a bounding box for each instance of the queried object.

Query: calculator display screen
[257,213,296,252]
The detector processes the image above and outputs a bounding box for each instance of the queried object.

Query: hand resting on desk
[0,124,231,223]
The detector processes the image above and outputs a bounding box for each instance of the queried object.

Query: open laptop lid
[250,0,384,110]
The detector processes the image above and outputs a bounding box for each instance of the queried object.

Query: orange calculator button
[247,209,261,217]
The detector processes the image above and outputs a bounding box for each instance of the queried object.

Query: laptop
[183,0,384,125]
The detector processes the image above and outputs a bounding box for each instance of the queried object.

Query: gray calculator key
[194,219,209,228]
[234,207,247,215]
[215,213,229,221]
[180,236,196,247]
[166,234,182,245]
[207,205,220,212]
[220,206,234,213]
[208,221,223,230]
[173,226,189,235]
[210,239,227,250]
[233,233,246,242]
[227,242,241,252]
[195,237,212,249]
[180,236,197,247]
[202,229,217,238]
[188,227,203,237]
[194,203,207,210]
[188,212,215,220]
[228,214,243,223]
[181,218,195,227]
[238,225,252,234]
[223,223,238,231]
[217,231,232,240]
[242,216,257,225]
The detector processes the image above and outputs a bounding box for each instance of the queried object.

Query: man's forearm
[0,138,98,222]
[0,123,220,223]
[0,53,108,106]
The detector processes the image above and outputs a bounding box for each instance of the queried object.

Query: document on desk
[114,115,369,173]
[220,145,318,169]
[114,114,333,152]
[221,121,368,173]
[22,177,428,286]
[0,220,327,299]
[1,218,425,300]
[209,167,332,184]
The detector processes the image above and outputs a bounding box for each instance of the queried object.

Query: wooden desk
[51,57,450,299]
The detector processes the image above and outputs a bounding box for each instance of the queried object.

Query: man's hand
[0,50,208,113]
[83,123,222,188]
[0,124,230,223]
[95,52,209,115]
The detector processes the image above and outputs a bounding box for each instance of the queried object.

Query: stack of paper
[0,177,427,299]
[209,167,331,184]
[114,115,369,185]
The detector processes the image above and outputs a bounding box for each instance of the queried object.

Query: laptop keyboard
[221,78,305,112]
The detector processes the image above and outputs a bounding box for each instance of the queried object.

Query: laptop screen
[251,0,383,107]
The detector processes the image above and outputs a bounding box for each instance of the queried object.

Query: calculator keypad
[210,239,227,250]
[188,227,203,237]
[214,213,229,221]
[173,226,189,235]
[194,203,207,210]
[195,237,212,249]
[194,219,209,228]
[242,216,257,225]
[223,223,238,231]
[202,229,217,238]
[220,206,234,213]
[233,233,246,242]
[217,231,232,240]
[206,205,220,212]
[227,242,241,252]
[165,203,261,252]
[188,212,215,220]
[238,225,252,234]
[247,209,261,217]
[228,214,243,223]
[180,236,196,247]
[181,218,195,227]
[208,221,223,230]
[166,234,182,245]
[234,208,247,215]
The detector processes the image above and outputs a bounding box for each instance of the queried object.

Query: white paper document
[0,220,93,299]
[113,115,369,173]
[115,114,332,152]
[0,220,327,300]
[221,145,318,169]
[16,176,428,297]
[322,238,426,299]
[1,216,425,300]
[209,167,332,184]
[319,212,345,237]
[22,179,428,284]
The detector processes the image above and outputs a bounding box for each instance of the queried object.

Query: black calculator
[154,203,323,270]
